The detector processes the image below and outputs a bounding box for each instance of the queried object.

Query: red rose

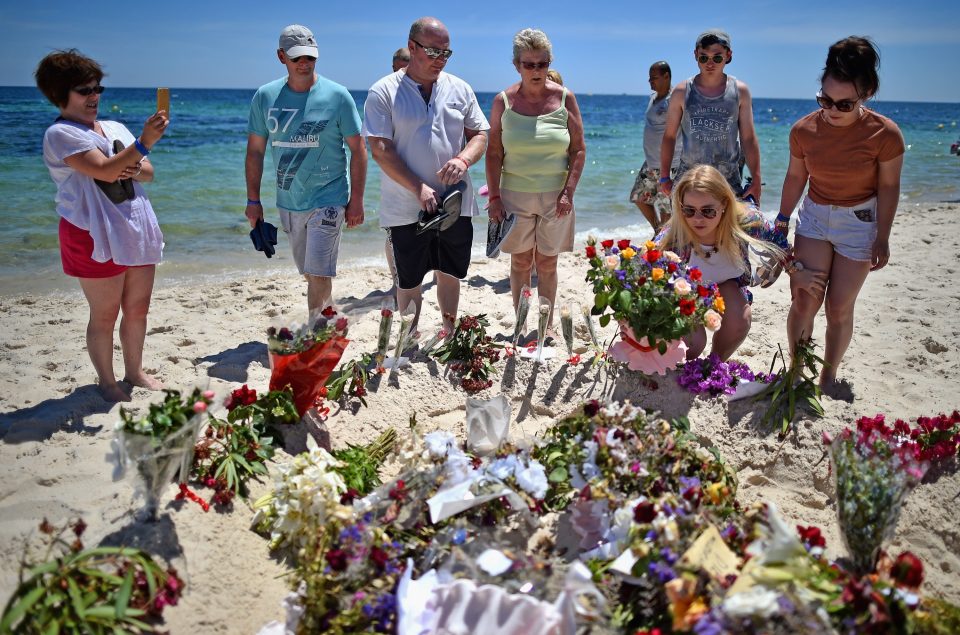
[633,501,656,524]
[617,239,631,250]
[225,385,257,411]
[335,317,348,331]
[697,285,710,298]
[689,268,703,282]
[667,262,678,273]
[679,298,696,316]
[369,546,390,570]
[637,276,647,286]
[891,551,924,587]
[600,239,614,249]
[325,548,349,572]
[381,308,393,318]
[644,249,661,263]
[321,305,336,317]
[585,245,597,258]
[796,525,826,548]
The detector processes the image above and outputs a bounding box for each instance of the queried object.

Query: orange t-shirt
[789,109,904,206]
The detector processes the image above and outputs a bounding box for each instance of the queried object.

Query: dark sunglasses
[681,205,721,219]
[412,39,453,60]
[73,85,105,96]
[816,92,859,113]
[289,55,317,63]
[697,54,726,64]
[520,61,550,70]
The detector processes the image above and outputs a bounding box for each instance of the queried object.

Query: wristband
[658,176,671,184]
[452,156,469,170]
[775,213,791,224]
[488,195,501,202]
[133,138,150,156]
[247,199,262,206]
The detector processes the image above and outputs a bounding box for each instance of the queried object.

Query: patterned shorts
[629,162,672,215]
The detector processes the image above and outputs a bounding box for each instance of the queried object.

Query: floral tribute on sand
[267,307,350,416]
[432,314,502,392]
[1,518,183,633]
[758,337,825,437]
[676,353,775,398]
[585,238,723,374]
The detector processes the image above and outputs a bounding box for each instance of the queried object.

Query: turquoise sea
[0,86,957,294]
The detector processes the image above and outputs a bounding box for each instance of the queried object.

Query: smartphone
[156,88,170,115]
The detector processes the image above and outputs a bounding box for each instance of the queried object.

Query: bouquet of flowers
[114,388,212,520]
[432,314,502,392]
[676,354,775,397]
[829,415,929,575]
[267,307,350,416]
[585,238,723,373]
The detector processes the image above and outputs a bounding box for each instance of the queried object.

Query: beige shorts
[499,188,574,256]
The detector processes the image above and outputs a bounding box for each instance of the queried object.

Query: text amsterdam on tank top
[677,75,743,190]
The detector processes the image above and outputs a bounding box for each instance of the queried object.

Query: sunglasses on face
[412,39,453,60]
[681,205,721,219]
[289,55,317,63]
[520,61,550,70]
[73,85,105,96]
[697,54,726,64]
[816,92,859,113]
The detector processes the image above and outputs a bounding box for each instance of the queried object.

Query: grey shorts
[629,162,672,215]
[278,206,344,277]
[795,196,877,262]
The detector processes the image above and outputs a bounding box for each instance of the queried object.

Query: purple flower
[648,560,675,582]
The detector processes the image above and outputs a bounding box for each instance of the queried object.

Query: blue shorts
[278,206,344,277]
[795,196,877,262]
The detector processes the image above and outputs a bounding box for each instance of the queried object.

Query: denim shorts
[278,206,344,277]
[795,195,877,262]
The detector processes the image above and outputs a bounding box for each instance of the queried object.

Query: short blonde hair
[546,69,563,85]
[512,28,553,65]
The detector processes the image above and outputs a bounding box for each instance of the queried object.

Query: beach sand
[1,201,958,632]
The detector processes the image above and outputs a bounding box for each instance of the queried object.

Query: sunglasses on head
[816,92,859,113]
[412,39,453,60]
[73,85,105,96]
[520,61,550,70]
[697,54,726,64]
[681,205,721,219]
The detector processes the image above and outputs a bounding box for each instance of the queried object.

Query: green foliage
[1,519,183,634]
[119,388,211,439]
[331,428,398,495]
[758,339,825,437]
[227,386,299,439]
[325,354,373,407]
[194,418,276,497]
[432,315,501,392]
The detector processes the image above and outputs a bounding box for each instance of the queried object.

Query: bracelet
[658,176,671,184]
[133,138,150,156]
[775,213,791,224]
[132,162,143,178]
[452,156,469,170]
[488,195,501,202]
[247,199,262,206]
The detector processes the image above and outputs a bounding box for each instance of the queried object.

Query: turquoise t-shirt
[248,75,362,212]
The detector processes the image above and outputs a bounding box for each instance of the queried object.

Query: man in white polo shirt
[362,16,489,335]
[245,24,367,315]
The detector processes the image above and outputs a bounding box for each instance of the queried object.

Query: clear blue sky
[2,0,958,102]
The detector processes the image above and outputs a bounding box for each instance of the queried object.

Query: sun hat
[696,29,732,50]
[279,25,318,58]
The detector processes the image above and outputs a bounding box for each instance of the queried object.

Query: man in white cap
[245,24,367,315]
[658,29,762,204]
[362,17,489,335]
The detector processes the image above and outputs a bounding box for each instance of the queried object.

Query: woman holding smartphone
[36,50,169,402]
[777,37,904,395]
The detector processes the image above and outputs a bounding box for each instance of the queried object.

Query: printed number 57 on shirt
[267,108,300,134]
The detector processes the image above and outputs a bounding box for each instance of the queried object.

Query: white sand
[1,201,958,632]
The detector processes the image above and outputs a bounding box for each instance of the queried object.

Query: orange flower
[651,268,664,281]
[713,294,725,313]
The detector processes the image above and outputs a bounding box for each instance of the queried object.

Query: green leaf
[0,585,46,631]
[66,577,86,619]
[548,466,568,483]
[114,569,133,619]
[599,314,611,328]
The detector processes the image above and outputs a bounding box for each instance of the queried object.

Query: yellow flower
[652,268,664,281]
[706,481,726,504]
[645,240,657,251]
[713,294,726,313]
[621,247,636,260]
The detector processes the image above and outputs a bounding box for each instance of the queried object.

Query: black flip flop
[486,213,517,258]
[416,181,467,235]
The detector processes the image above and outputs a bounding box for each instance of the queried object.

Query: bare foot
[123,372,164,391]
[820,376,854,402]
[100,383,132,402]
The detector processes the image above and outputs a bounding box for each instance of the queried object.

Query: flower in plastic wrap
[424,430,457,460]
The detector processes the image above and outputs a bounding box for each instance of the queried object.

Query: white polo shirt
[362,70,490,227]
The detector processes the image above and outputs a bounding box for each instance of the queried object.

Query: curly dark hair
[822,36,880,99]
[35,49,104,108]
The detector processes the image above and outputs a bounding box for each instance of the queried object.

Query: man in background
[392,47,410,72]
[363,17,488,335]
[245,25,367,314]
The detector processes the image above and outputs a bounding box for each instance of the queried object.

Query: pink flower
[202,390,215,400]
[192,401,207,414]
[703,309,722,331]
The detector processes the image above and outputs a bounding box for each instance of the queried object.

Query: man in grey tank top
[658,30,762,203]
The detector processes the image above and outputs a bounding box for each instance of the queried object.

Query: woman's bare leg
[710,280,751,360]
[78,273,128,401]
[787,235,833,355]
[119,265,163,390]
[820,253,871,387]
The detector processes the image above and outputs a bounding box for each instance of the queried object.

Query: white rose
[673,279,692,296]
[704,309,722,331]
[604,255,620,270]
[663,251,681,263]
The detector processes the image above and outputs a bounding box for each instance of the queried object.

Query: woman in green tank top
[485,28,586,338]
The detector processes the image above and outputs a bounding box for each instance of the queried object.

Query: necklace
[700,245,716,259]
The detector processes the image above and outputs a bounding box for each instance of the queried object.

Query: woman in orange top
[777,37,904,395]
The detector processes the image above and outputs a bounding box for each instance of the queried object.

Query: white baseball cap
[279,25,318,58]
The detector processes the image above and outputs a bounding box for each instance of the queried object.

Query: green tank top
[500,87,570,193]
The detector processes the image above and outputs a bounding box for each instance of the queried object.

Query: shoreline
[1,201,959,631]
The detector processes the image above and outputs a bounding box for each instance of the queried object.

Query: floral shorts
[629,162,672,215]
